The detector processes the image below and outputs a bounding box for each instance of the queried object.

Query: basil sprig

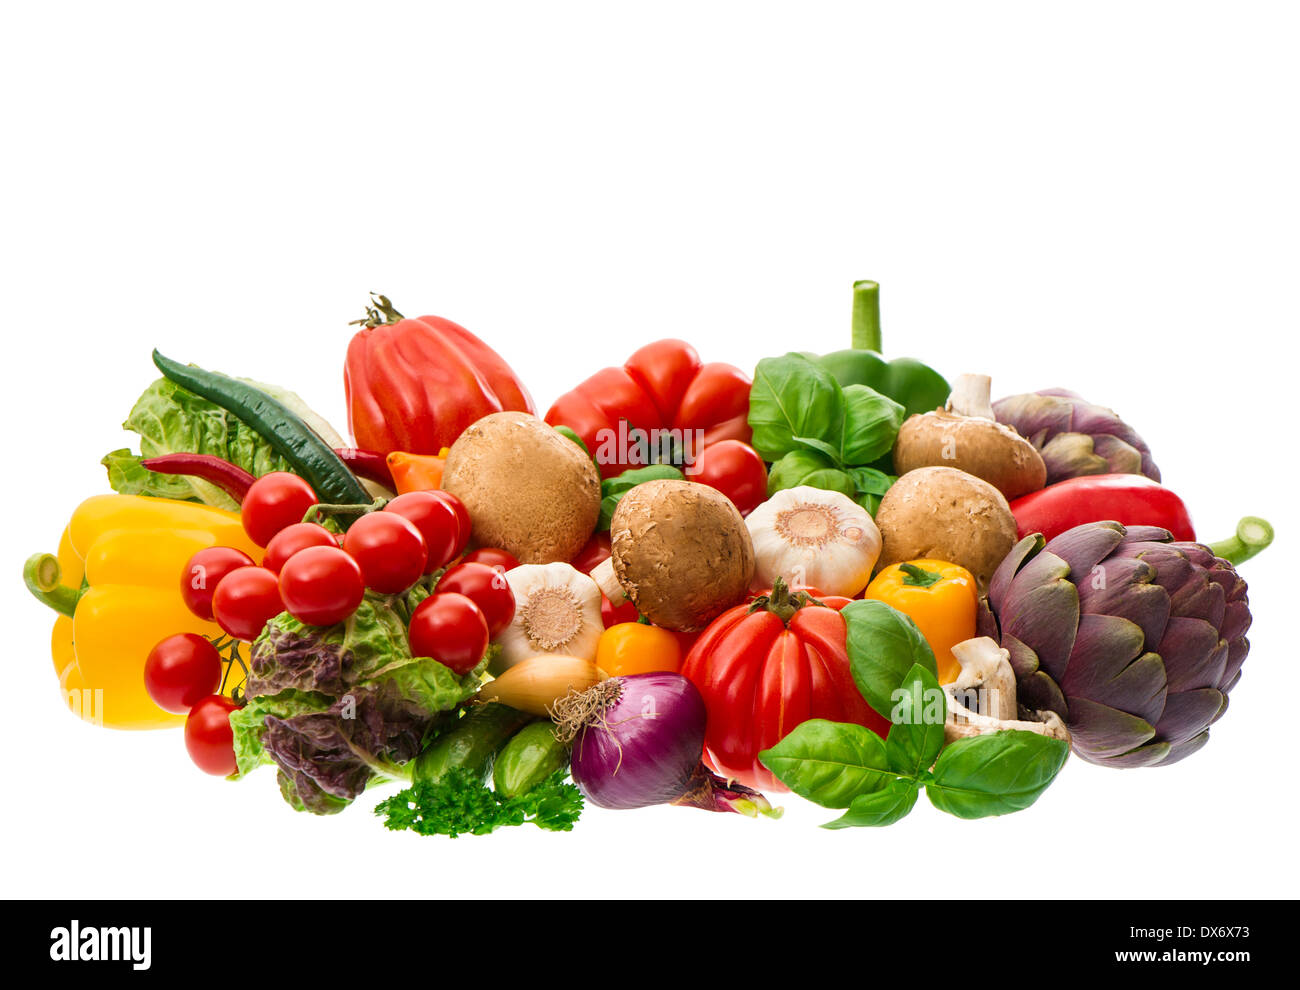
[758,602,1070,827]
[748,353,903,511]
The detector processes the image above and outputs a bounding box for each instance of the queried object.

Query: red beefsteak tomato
[345,294,535,458]
[680,583,891,791]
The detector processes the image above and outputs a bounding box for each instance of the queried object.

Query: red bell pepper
[545,339,751,479]
[1009,474,1196,543]
[344,295,535,458]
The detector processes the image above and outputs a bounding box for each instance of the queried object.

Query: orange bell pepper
[387,448,450,494]
[595,622,682,677]
[863,559,977,685]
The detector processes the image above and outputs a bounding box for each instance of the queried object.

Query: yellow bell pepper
[864,559,978,685]
[26,495,261,730]
[595,622,682,677]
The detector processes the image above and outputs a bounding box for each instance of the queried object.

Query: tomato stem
[348,292,405,329]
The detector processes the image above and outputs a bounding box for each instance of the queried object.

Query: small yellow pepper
[595,622,682,677]
[864,559,978,685]
[26,495,261,730]
[387,448,451,494]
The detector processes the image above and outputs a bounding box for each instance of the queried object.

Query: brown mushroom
[893,373,1046,501]
[590,479,755,631]
[441,412,601,564]
[873,466,1017,591]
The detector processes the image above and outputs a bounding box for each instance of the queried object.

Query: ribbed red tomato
[345,298,535,458]
[680,587,891,791]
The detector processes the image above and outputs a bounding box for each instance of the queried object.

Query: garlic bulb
[494,562,604,672]
[745,486,881,597]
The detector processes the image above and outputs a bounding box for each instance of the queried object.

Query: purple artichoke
[993,388,1160,485]
[982,521,1251,768]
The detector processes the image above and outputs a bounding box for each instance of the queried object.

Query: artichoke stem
[1206,516,1274,566]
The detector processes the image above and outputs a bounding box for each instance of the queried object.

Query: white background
[2,1,1296,899]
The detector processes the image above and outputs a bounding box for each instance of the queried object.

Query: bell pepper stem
[1206,516,1274,566]
[24,553,82,617]
[851,280,883,353]
[899,562,943,588]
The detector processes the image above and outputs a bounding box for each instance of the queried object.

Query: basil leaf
[842,599,939,718]
[822,777,919,829]
[885,663,947,776]
[845,465,896,497]
[598,464,684,529]
[791,435,844,466]
[926,730,1070,819]
[839,384,905,466]
[767,450,857,500]
[748,354,845,461]
[758,719,894,809]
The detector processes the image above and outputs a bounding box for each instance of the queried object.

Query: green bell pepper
[808,281,950,419]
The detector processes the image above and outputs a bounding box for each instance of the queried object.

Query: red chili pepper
[140,454,256,502]
[333,448,395,490]
[1009,474,1196,543]
[545,339,752,479]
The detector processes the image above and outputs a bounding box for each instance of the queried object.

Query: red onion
[556,673,778,817]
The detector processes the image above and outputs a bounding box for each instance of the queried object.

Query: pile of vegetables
[22,281,1274,836]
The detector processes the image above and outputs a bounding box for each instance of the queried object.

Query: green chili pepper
[492,721,570,798]
[152,350,372,505]
[809,281,950,419]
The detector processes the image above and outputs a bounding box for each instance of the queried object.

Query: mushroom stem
[945,373,996,421]
[943,637,1071,745]
[589,557,626,605]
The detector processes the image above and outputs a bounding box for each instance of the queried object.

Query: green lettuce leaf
[102,376,303,509]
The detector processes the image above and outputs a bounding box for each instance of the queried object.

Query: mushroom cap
[609,478,755,631]
[874,466,1018,591]
[893,410,1046,501]
[442,411,601,564]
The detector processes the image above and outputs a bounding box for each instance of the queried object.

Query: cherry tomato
[144,633,223,714]
[685,439,768,516]
[426,491,471,558]
[408,592,489,674]
[385,492,461,571]
[460,547,520,573]
[241,472,318,547]
[602,594,640,628]
[571,532,611,574]
[185,694,243,776]
[212,566,284,641]
[341,512,428,593]
[262,522,338,574]
[278,546,365,626]
[435,562,515,637]
[181,546,255,620]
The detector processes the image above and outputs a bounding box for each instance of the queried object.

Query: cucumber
[492,721,570,798]
[413,704,533,786]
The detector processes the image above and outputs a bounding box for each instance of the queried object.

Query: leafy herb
[759,659,1069,828]
[375,767,584,837]
[841,599,939,718]
[925,731,1070,819]
[598,464,684,529]
[748,353,904,509]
